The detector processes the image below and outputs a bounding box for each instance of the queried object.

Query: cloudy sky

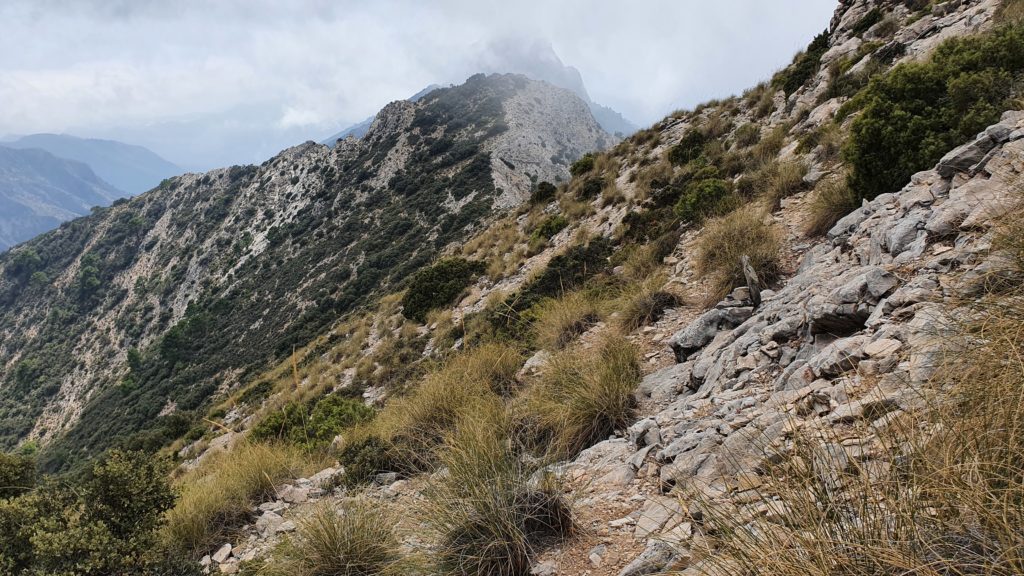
[0,0,836,170]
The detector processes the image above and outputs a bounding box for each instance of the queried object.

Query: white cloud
[0,0,836,168]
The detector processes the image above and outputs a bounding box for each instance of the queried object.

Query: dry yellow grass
[694,206,784,305]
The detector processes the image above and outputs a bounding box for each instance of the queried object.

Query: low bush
[844,23,1024,201]
[162,443,316,556]
[773,30,830,95]
[526,335,642,458]
[0,450,182,576]
[401,258,486,323]
[529,181,557,204]
[250,394,375,449]
[667,129,707,166]
[0,451,35,498]
[264,501,402,576]
[531,292,602,351]
[694,206,783,304]
[733,123,761,148]
[425,402,573,575]
[529,215,568,244]
[569,153,595,177]
[674,178,736,224]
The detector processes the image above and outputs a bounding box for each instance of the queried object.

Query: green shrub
[251,395,374,448]
[0,450,179,576]
[264,501,402,576]
[569,153,595,177]
[851,7,883,36]
[667,129,706,166]
[576,176,604,199]
[674,178,735,224]
[337,435,398,487]
[0,451,35,498]
[401,258,486,322]
[529,181,557,204]
[844,24,1024,201]
[528,214,569,242]
[773,30,830,95]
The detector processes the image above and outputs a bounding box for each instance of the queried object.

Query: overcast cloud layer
[0,1,836,170]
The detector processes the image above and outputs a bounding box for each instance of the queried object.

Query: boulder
[808,335,869,377]
[936,134,995,178]
[618,541,680,576]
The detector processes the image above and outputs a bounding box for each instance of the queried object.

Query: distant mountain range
[4,134,182,195]
[0,135,181,251]
[0,147,124,251]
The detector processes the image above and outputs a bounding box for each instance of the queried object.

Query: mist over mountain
[5,133,181,194]
[0,146,123,251]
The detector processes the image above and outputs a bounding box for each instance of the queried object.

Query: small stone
[864,338,902,358]
[276,520,297,533]
[211,543,232,564]
[589,544,608,567]
[219,563,239,575]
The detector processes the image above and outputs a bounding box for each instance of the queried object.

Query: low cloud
[0,0,835,169]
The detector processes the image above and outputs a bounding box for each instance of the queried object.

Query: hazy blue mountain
[321,84,442,146]
[0,146,123,251]
[6,134,181,194]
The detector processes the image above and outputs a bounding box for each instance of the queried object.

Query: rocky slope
[173,0,1024,574]
[0,73,611,466]
[0,146,124,251]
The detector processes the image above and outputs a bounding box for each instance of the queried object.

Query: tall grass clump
[761,160,809,209]
[424,402,573,576]
[341,342,523,478]
[693,206,783,304]
[163,443,317,556]
[618,275,680,333]
[263,501,404,576]
[696,200,1024,575]
[526,335,642,458]
[804,174,860,236]
[531,292,602,351]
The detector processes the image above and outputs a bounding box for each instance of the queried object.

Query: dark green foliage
[674,178,734,224]
[250,394,374,448]
[0,452,35,498]
[773,30,830,95]
[530,215,569,242]
[338,436,398,487]
[667,129,706,166]
[569,153,595,177]
[401,258,486,323]
[844,24,1024,201]
[577,176,604,199]
[0,450,179,576]
[530,181,557,204]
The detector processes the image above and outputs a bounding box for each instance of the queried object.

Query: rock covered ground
[192,1,1024,574]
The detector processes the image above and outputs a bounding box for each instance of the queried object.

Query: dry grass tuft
[618,275,681,332]
[163,443,320,556]
[526,335,642,458]
[263,501,404,576]
[804,174,860,237]
[531,292,602,351]
[694,206,784,305]
[424,402,573,576]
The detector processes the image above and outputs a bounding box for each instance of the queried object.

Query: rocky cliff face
[0,73,610,465]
